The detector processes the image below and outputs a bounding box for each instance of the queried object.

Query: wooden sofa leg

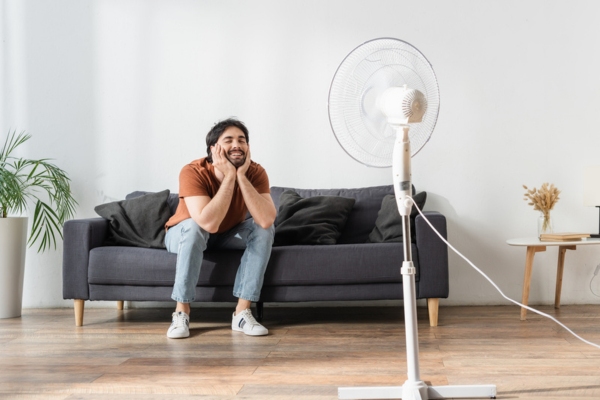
[427,298,439,327]
[74,299,85,327]
[117,301,124,310]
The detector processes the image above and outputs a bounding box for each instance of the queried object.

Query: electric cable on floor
[409,196,600,351]
[590,264,600,298]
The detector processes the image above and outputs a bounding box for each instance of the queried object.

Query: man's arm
[186,144,238,233]
[185,178,234,233]
[237,148,277,229]
[238,178,276,229]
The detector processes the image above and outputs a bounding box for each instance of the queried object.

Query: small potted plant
[0,131,77,318]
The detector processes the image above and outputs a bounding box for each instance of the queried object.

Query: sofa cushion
[94,190,171,249]
[87,243,417,287]
[264,243,417,285]
[274,190,355,246]
[127,191,180,215]
[271,185,397,244]
[368,191,427,243]
[88,246,243,286]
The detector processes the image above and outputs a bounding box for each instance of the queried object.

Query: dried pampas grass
[523,183,560,232]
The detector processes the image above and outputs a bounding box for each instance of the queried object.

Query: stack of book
[539,232,591,242]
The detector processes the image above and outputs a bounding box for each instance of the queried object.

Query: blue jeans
[165,218,274,303]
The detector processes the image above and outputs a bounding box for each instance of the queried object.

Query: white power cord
[590,264,600,298]
[409,196,600,351]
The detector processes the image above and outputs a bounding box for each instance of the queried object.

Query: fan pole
[395,126,429,400]
[338,127,497,400]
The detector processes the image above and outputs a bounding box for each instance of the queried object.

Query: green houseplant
[0,130,77,318]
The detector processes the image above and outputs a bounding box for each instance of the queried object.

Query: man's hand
[211,143,237,179]
[236,145,276,229]
[237,146,252,179]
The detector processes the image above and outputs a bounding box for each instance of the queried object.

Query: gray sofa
[62,185,449,327]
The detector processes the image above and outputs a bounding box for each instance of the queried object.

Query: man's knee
[263,223,275,235]
[254,223,275,242]
[178,219,210,250]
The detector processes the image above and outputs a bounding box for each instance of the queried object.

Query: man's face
[215,127,248,168]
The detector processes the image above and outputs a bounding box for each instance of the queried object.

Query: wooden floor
[1,304,600,399]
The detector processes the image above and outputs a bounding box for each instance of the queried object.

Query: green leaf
[1,130,77,252]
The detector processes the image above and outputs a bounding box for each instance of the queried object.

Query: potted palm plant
[0,131,77,318]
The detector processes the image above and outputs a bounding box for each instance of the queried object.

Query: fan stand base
[338,383,497,399]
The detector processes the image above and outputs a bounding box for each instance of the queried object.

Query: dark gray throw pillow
[274,190,356,246]
[94,189,171,249]
[367,192,427,243]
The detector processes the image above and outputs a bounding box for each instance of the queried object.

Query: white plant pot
[0,217,28,319]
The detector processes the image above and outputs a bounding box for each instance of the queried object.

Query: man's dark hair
[205,118,249,163]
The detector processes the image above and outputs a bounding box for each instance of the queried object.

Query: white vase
[0,217,28,318]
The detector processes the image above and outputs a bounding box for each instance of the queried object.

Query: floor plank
[1,305,600,398]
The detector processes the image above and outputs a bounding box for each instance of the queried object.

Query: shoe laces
[172,311,188,328]
[239,309,259,326]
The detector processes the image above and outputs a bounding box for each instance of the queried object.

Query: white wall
[3,0,600,309]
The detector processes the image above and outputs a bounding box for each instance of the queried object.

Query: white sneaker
[167,311,190,339]
[232,309,268,336]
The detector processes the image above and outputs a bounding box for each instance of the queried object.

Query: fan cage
[328,37,440,168]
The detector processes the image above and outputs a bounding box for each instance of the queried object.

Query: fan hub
[378,86,428,126]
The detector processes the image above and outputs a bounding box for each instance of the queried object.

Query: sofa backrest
[128,184,408,244]
[270,185,394,244]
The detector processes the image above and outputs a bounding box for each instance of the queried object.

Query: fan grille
[328,38,440,167]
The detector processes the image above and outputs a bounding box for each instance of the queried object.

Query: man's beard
[227,152,246,168]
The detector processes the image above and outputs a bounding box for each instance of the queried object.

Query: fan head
[377,85,427,125]
[328,38,440,167]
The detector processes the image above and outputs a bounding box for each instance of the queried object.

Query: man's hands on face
[236,146,251,179]
[211,143,251,180]
[211,143,237,179]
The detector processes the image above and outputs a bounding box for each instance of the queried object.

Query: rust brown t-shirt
[165,158,270,233]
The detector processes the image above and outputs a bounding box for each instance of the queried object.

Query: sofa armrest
[415,211,449,299]
[62,218,108,300]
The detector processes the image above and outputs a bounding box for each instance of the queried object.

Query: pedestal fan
[328,38,496,400]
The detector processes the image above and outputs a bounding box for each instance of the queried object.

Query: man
[164,118,276,338]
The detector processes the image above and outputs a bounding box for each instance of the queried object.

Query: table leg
[521,245,546,321]
[555,245,576,309]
